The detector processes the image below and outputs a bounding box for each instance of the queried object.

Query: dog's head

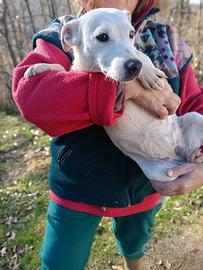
[61,8,142,82]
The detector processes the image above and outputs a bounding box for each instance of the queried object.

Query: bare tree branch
[24,0,37,33]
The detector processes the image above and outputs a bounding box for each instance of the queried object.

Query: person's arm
[151,65,203,196]
[12,39,123,136]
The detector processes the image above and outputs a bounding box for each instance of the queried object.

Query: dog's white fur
[24,8,203,182]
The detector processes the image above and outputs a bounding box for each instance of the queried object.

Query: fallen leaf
[0,246,7,257]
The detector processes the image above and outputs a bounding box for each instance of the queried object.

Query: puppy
[24,8,203,183]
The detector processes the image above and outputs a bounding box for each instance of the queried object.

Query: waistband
[49,190,161,217]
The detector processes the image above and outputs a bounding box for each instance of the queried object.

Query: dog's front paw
[24,64,49,78]
[136,50,167,91]
[139,67,167,91]
[187,146,203,163]
[24,63,65,79]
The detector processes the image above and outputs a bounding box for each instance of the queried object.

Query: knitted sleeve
[12,39,124,136]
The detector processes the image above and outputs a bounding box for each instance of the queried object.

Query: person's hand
[151,163,203,196]
[125,78,181,119]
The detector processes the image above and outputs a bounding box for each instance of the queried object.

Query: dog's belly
[105,100,183,160]
[104,100,185,181]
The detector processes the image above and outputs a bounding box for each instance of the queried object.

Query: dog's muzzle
[123,58,142,81]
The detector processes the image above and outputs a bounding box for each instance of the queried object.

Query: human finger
[166,96,181,115]
[163,90,181,115]
[158,105,169,119]
[166,164,195,178]
[141,80,155,91]
[151,178,189,196]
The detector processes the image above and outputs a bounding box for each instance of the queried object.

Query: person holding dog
[12,0,203,269]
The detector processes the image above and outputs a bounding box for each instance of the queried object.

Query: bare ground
[145,217,203,270]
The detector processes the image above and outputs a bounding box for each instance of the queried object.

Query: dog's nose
[124,59,142,77]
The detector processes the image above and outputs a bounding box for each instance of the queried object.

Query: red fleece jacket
[12,39,203,138]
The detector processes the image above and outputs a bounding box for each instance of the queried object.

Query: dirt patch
[0,145,50,183]
[19,148,50,178]
[145,217,203,270]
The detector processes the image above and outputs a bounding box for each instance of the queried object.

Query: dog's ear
[123,10,131,22]
[61,19,79,51]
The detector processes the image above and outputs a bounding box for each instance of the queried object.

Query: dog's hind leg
[177,112,203,163]
[187,146,203,163]
[127,153,183,182]
[24,63,65,79]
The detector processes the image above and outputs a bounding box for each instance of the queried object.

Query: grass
[0,172,48,269]
[0,112,50,183]
[0,111,203,269]
[0,111,50,153]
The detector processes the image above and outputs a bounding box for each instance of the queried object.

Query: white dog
[24,8,203,183]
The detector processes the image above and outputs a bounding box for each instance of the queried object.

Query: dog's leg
[24,63,65,79]
[128,154,182,182]
[136,50,167,91]
[187,147,203,163]
[177,112,203,163]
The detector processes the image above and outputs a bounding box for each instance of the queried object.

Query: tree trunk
[24,0,37,33]
[67,0,72,14]
[1,1,18,67]
[39,0,48,24]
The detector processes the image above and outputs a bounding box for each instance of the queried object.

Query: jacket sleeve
[178,65,203,116]
[12,39,124,136]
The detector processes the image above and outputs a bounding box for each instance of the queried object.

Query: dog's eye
[129,31,135,39]
[96,33,109,42]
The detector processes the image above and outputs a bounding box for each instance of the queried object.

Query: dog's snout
[124,59,142,77]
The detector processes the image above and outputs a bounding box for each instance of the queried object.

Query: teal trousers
[41,200,162,270]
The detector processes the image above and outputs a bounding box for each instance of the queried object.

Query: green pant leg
[41,200,102,270]
[112,203,162,259]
